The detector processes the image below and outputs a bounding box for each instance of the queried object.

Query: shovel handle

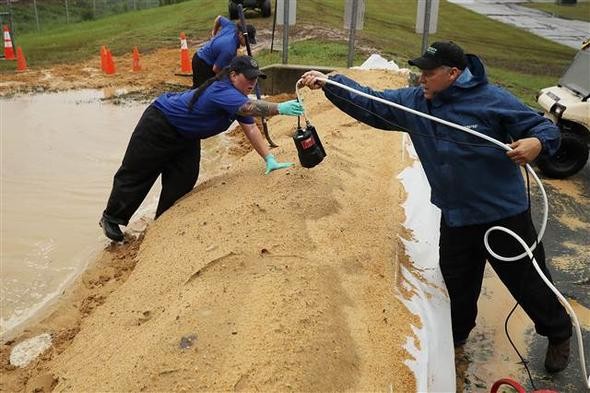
[237,4,278,148]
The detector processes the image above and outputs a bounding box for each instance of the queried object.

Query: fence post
[282,0,289,64]
[33,0,40,31]
[346,0,359,68]
[420,0,432,54]
[65,0,70,23]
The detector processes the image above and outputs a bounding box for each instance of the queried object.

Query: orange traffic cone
[100,46,108,72]
[3,25,15,60]
[132,47,141,72]
[16,47,27,72]
[179,32,191,74]
[105,49,116,74]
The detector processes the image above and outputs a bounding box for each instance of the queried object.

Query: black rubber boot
[99,216,124,242]
[544,337,570,373]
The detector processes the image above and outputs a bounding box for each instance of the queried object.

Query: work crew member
[300,41,572,374]
[192,15,256,89]
[100,55,302,242]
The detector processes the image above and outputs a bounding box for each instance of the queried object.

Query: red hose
[491,378,527,393]
[490,378,559,393]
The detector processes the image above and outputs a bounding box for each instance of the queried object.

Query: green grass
[522,1,590,23]
[0,0,218,67]
[0,0,578,105]
[1,0,181,33]
[256,40,366,68]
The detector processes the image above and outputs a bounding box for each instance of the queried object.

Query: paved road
[462,161,590,392]
[448,0,590,48]
[533,161,590,392]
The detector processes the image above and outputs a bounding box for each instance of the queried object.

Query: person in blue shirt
[192,15,256,89]
[300,41,572,374]
[100,56,302,243]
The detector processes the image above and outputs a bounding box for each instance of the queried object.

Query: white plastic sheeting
[10,333,52,368]
[399,137,455,392]
[354,53,401,71]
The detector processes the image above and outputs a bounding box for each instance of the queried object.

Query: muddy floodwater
[0,90,227,338]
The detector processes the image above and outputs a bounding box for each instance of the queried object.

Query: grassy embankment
[1,0,577,106]
[1,0,164,33]
[523,0,590,23]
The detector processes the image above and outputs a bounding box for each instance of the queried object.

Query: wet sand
[2,39,589,391]
[1,67,421,392]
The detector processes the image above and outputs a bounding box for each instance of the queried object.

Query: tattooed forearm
[237,100,279,117]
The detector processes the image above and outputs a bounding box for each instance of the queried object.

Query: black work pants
[103,105,200,225]
[439,210,572,345]
[191,55,215,89]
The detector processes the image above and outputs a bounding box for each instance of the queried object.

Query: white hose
[296,76,589,388]
[296,78,545,261]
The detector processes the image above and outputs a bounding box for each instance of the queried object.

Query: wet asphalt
[525,161,590,392]
[466,161,590,392]
[448,0,590,49]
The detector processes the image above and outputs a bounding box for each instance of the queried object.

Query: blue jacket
[323,55,560,227]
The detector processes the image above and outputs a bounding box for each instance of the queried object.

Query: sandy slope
[2,69,422,392]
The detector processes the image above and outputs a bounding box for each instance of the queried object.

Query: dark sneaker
[544,337,570,373]
[99,216,124,242]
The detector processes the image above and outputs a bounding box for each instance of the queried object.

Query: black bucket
[292,120,326,168]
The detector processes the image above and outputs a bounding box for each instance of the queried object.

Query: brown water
[0,90,228,339]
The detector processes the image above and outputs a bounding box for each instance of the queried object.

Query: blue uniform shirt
[197,16,239,69]
[153,78,254,139]
[323,55,560,227]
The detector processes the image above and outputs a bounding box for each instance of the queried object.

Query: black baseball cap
[230,55,267,79]
[408,41,467,70]
[246,24,256,44]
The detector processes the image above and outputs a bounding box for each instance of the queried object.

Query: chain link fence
[1,0,189,35]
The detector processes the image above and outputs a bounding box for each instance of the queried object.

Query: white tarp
[10,333,52,368]
[399,137,455,392]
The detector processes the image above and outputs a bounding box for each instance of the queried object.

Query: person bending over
[100,55,301,242]
[192,15,256,89]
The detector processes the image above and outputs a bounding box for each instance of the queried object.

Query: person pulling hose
[299,41,572,376]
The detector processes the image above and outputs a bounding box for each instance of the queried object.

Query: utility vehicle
[228,0,272,19]
[536,41,589,178]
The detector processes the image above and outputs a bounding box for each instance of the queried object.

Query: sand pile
[2,68,422,392]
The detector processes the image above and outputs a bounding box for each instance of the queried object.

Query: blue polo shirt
[197,16,239,69]
[153,78,255,139]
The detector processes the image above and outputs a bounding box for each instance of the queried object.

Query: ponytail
[187,67,230,111]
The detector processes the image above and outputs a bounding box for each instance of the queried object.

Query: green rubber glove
[277,100,304,116]
[264,153,293,175]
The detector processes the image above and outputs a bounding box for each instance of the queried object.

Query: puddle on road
[0,89,237,339]
[461,260,590,392]
[458,265,534,392]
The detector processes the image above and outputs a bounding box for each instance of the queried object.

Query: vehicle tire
[537,131,589,179]
[262,0,271,17]
[229,1,239,19]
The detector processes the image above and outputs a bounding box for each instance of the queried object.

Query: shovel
[237,4,278,147]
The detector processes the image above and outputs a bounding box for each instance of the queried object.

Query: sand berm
[2,67,427,392]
